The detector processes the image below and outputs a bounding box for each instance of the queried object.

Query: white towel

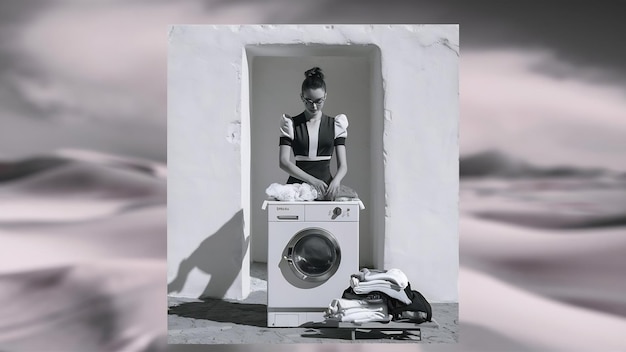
[352,278,403,291]
[324,298,390,323]
[336,298,371,310]
[326,298,366,314]
[336,310,388,323]
[351,268,409,289]
[350,276,412,305]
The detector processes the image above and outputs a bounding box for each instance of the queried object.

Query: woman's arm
[326,145,347,199]
[279,145,328,193]
[333,145,348,183]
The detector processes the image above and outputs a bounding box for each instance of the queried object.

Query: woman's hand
[308,178,328,198]
[325,180,341,201]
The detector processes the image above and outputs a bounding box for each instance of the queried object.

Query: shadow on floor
[168,298,266,328]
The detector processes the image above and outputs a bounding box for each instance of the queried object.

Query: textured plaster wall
[168,25,459,302]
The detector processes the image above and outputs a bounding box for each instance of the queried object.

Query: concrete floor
[168,262,458,344]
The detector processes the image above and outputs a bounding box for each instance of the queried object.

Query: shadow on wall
[168,209,249,299]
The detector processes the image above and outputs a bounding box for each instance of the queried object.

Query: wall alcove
[243,44,385,269]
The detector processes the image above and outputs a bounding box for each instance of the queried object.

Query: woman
[279,67,348,201]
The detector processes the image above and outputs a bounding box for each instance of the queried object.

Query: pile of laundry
[324,297,389,324]
[323,268,432,324]
[265,183,318,201]
[265,182,359,201]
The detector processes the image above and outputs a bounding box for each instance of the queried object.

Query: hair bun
[304,67,324,80]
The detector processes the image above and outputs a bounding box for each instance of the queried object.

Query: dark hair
[301,67,326,92]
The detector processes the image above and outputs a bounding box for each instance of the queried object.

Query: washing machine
[262,200,364,327]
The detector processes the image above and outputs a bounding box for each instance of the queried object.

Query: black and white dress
[279,112,348,185]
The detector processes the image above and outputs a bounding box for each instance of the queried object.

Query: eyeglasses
[301,96,326,105]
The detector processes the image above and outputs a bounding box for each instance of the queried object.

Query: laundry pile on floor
[265,183,359,201]
[323,268,432,324]
[324,297,389,324]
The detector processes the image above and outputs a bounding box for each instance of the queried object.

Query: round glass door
[284,227,341,282]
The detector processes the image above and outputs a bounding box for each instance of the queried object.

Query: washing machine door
[283,227,341,283]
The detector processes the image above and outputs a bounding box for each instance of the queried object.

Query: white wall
[168,25,459,302]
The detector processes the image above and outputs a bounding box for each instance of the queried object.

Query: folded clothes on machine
[333,185,359,201]
[265,182,359,202]
[265,183,318,201]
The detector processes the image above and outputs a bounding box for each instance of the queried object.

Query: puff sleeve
[334,114,348,146]
[279,114,294,146]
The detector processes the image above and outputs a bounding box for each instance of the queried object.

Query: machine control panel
[268,204,304,221]
[309,204,358,222]
[266,202,360,222]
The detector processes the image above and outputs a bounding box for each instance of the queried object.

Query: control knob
[332,207,342,219]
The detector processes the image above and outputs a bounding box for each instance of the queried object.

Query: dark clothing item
[286,160,332,185]
[279,112,348,185]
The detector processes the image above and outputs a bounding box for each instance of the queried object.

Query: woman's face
[301,88,326,114]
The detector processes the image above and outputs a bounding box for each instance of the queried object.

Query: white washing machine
[262,200,364,327]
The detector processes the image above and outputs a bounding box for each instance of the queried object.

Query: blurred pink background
[1,1,625,351]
